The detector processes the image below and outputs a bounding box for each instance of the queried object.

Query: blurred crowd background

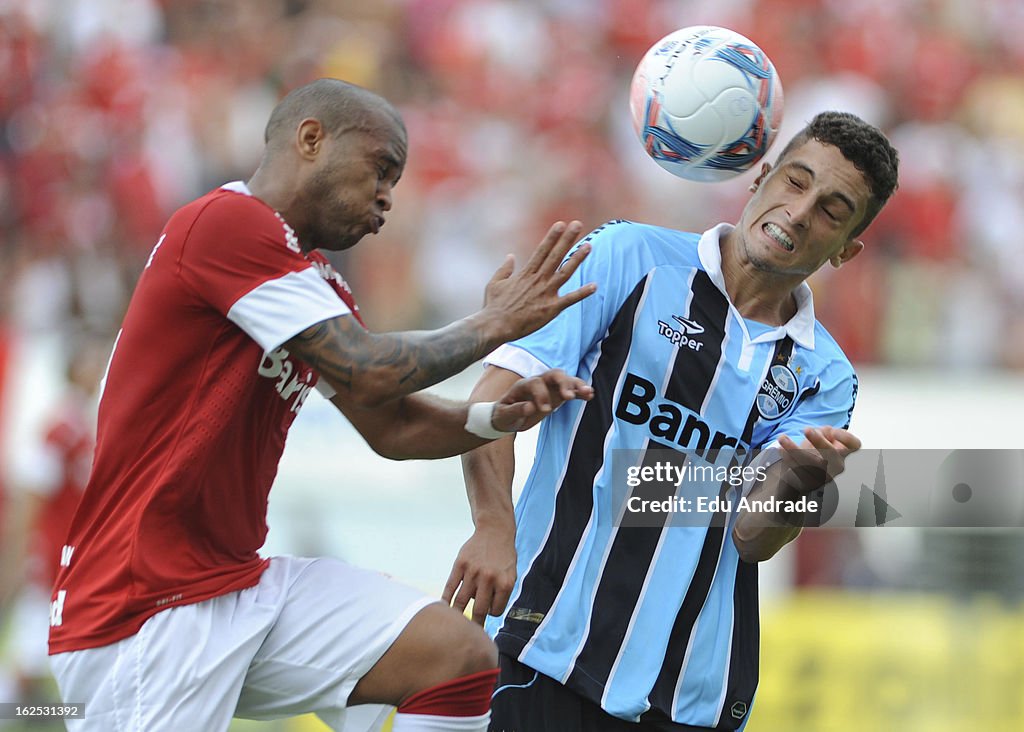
[0,0,1022,729]
[1,0,1023,364]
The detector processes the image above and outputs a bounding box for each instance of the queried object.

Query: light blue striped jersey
[484,220,857,730]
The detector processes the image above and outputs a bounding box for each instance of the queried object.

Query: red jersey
[49,182,361,653]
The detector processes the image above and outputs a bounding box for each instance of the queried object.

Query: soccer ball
[629,26,784,182]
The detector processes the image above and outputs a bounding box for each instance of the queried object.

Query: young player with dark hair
[447,111,899,731]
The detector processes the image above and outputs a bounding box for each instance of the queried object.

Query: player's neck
[719,242,799,327]
[246,167,313,253]
[727,279,797,327]
[246,166,292,214]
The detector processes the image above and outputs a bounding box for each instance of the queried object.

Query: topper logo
[657,315,705,351]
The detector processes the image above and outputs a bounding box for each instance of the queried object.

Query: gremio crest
[756,363,797,420]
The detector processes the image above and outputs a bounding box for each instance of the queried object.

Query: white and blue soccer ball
[629,26,784,182]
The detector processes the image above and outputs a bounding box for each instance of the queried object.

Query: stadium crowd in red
[1,0,1022,367]
[0,0,1022,546]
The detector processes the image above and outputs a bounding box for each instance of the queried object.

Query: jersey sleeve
[178,193,350,353]
[486,221,651,378]
[762,367,858,447]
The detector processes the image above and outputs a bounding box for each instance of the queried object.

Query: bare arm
[330,368,592,460]
[285,221,594,408]
[443,366,524,623]
[732,426,861,562]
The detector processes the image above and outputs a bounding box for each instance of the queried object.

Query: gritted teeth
[764,222,794,251]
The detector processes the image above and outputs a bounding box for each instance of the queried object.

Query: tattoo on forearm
[398,366,418,386]
[291,316,492,399]
[296,321,353,390]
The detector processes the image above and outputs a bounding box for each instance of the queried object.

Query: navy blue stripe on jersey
[565,271,731,704]
[720,559,759,730]
[641,337,792,726]
[741,337,794,445]
[843,373,859,429]
[674,272,729,415]
[644,509,730,721]
[564,448,689,702]
[497,275,650,651]
[769,336,796,369]
[795,381,821,408]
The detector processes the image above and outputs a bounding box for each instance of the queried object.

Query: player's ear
[748,162,772,193]
[831,239,864,268]
[296,118,325,160]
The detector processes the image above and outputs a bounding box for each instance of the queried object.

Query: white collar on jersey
[221,180,252,195]
[697,222,817,350]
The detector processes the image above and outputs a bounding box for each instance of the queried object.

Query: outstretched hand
[490,369,594,433]
[443,525,517,625]
[777,426,861,495]
[483,221,597,342]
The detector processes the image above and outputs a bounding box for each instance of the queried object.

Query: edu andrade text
[626,494,820,515]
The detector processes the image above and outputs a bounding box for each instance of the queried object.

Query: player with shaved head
[47,78,596,732]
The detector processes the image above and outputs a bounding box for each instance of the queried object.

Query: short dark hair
[776,111,899,237]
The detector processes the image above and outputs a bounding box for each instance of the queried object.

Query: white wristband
[465,401,507,440]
